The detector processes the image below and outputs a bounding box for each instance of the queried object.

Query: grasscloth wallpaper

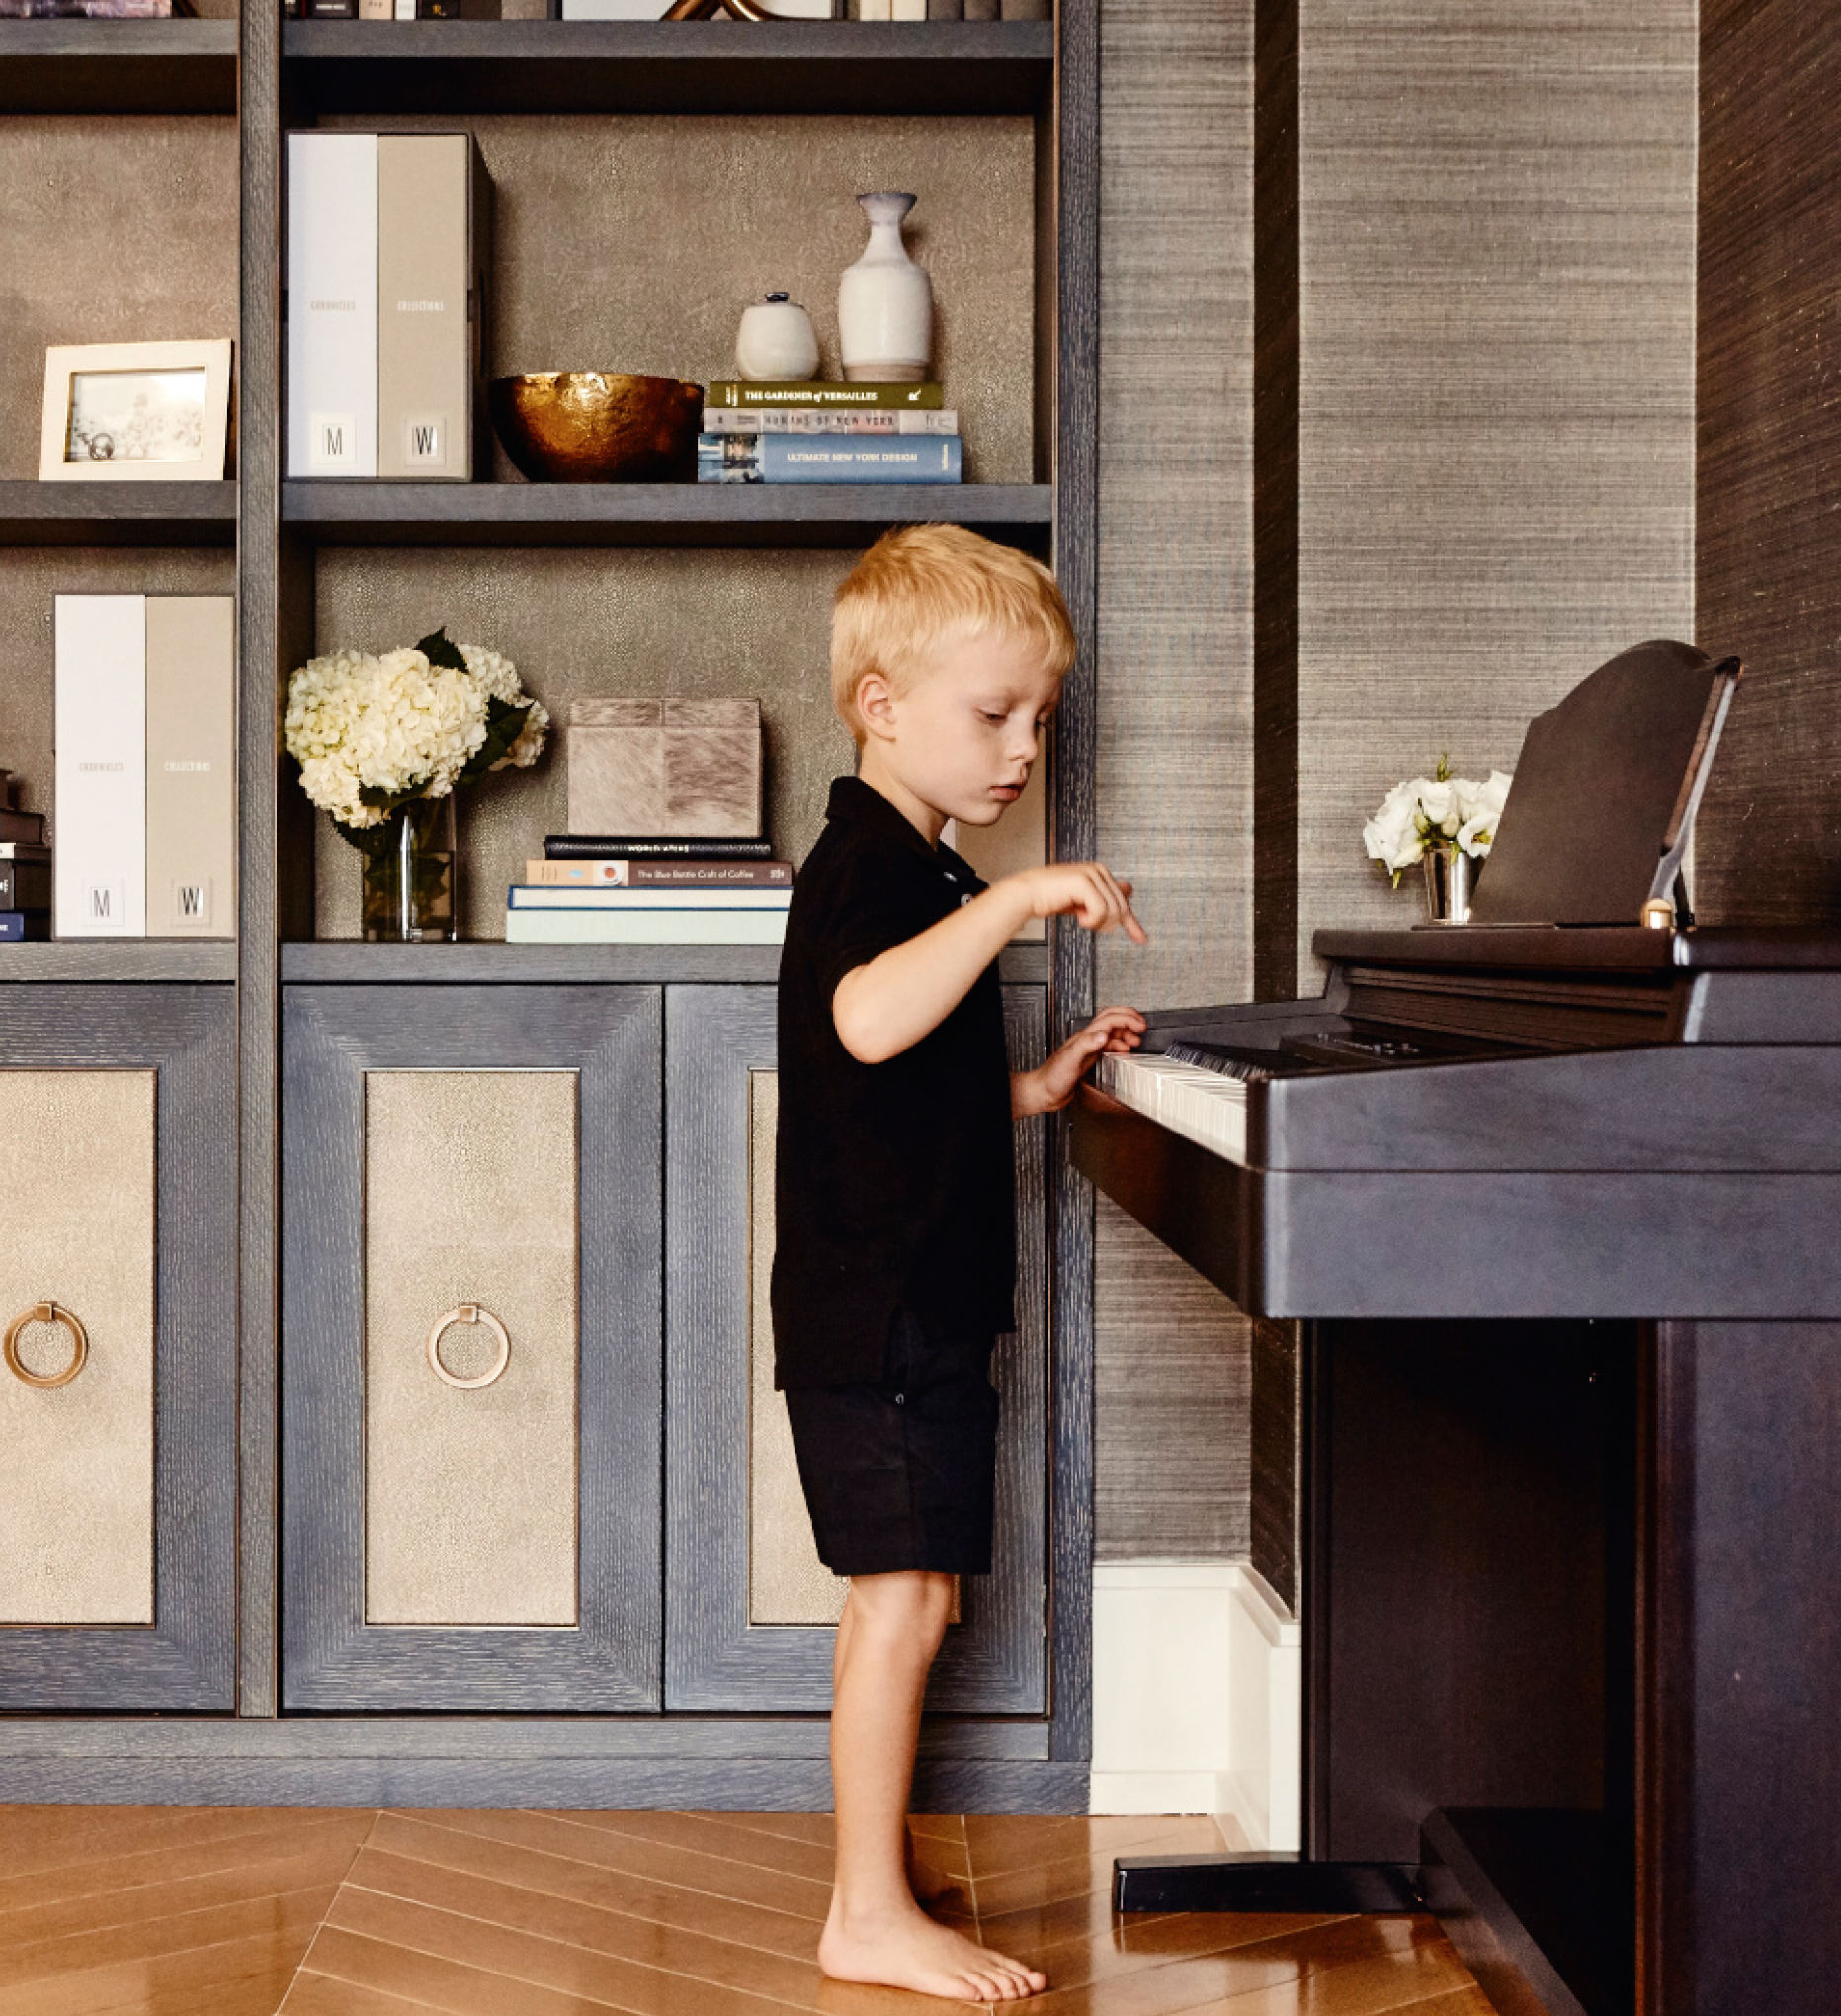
[1091,0,1697,1562]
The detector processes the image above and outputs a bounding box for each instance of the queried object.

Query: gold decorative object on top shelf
[4,1302,89,1390]
[489,373,704,485]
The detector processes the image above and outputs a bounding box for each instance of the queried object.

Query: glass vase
[361,795,458,943]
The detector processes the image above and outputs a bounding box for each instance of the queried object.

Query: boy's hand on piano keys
[1012,1006,1148,1117]
[1004,863,1149,945]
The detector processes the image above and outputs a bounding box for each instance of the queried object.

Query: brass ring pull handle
[425,1303,511,1390]
[4,1302,89,1390]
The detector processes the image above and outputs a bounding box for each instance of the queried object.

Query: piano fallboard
[1070,928,1841,1321]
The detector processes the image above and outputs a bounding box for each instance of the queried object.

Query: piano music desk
[1072,927,1841,2016]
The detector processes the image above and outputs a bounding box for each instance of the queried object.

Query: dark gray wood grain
[0,21,235,115]
[282,483,1053,550]
[280,942,1051,987]
[0,1753,1087,1812]
[664,985,1048,1715]
[238,0,286,1721]
[0,944,237,983]
[282,985,664,1710]
[0,480,237,546]
[283,19,1050,118]
[0,986,236,1710]
[0,1716,1047,1761]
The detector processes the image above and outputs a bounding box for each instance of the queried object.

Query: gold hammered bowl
[488,372,704,483]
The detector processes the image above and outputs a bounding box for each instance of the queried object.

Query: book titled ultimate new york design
[698,436,962,485]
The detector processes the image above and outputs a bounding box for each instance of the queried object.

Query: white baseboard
[1090,1558,1301,1850]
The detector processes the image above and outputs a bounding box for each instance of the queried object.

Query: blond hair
[831,524,1076,744]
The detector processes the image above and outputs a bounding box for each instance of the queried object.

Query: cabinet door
[283,985,662,1711]
[665,984,1048,1712]
[0,985,235,1710]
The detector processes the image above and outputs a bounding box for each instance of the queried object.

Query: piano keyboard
[1095,1052,1250,1165]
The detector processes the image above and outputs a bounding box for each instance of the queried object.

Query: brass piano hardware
[1639,898,1675,931]
[425,1302,511,1390]
[3,1302,89,1389]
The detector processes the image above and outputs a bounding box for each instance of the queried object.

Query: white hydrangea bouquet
[1363,757,1512,906]
[285,628,549,939]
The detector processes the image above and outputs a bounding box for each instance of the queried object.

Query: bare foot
[908,1832,972,1916]
[819,1899,1047,2002]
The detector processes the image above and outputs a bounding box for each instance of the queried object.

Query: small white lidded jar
[735,293,821,383]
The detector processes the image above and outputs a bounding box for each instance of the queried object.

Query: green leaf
[456,694,533,786]
[414,626,468,673]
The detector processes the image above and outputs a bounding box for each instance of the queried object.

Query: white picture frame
[38,339,233,483]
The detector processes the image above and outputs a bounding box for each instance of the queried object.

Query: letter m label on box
[310,413,358,470]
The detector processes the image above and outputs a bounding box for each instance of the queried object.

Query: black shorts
[784,1305,999,1578]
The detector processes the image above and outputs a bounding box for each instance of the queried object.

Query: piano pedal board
[1112,1851,1425,1915]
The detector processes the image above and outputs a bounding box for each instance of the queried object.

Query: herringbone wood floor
[0,1805,1498,2014]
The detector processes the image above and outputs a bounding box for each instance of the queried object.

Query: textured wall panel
[1094,0,1256,1560]
[1696,7,1841,923]
[313,549,859,941]
[365,1070,580,1626]
[0,1071,155,1624]
[0,118,239,481]
[1295,0,1697,983]
[746,1069,848,1627]
[320,112,1034,487]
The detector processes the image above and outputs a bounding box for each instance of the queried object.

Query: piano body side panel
[1267,1171,1841,1319]
[1265,1044,1841,1173]
[1681,969,1841,1044]
[1069,1086,1263,1312]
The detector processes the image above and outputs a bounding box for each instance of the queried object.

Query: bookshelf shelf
[0,943,237,983]
[282,479,1053,547]
[0,480,238,548]
[0,19,238,115]
[282,19,1051,118]
[281,940,1048,984]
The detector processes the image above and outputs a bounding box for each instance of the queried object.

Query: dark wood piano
[1070,643,1841,2016]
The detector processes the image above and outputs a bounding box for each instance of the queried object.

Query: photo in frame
[38,340,233,482]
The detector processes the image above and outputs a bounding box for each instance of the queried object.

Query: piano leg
[1115,1318,1633,2016]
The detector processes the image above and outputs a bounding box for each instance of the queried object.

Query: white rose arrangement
[284,628,549,853]
[1363,757,1512,886]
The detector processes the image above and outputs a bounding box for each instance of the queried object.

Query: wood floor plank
[0,1810,376,1920]
[0,1827,375,1953]
[392,1810,831,1922]
[547,1811,836,1887]
[1392,1987,1498,2015]
[365,1814,823,1963]
[302,1921,767,2016]
[279,1974,448,2016]
[965,1815,1229,1882]
[0,1884,340,2016]
[708,1813,836,1851]
[1020,1911,1428,1997]
[0,1806,368,1881]
[1023,1934,1475,2016]
[972,1825,1242,1920]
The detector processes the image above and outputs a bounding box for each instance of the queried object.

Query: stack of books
[0,775,50,945]
[698,381,962,486]
[54,595,236,941]
[506,838,792,944]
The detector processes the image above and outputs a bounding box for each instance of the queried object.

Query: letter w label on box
[54,595,236,941]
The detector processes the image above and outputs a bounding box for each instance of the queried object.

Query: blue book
[0,911,50,943]
[697,434,962,484]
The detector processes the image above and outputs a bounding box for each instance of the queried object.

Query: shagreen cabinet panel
[364,1069,580,1628]
[283,985,662,1711]
[0,987,235,1710]
[665,983,1048,1713]
[0,1070,156,1626]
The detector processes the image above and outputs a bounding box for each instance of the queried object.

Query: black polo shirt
[772,775,1017,1389]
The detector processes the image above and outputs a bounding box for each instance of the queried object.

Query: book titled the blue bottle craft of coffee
[697,434,962,484]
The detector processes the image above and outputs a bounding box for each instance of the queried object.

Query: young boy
[774,524,1147,2003]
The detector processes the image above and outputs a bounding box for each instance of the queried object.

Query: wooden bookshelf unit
[0,4,1096,1811]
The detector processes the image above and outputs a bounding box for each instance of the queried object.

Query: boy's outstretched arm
[832,862,1147,1066]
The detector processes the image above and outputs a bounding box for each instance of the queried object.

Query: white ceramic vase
[837,192,933,384]
[735,293,820,382]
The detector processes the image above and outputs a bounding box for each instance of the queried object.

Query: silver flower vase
[1421,846,1475,925]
